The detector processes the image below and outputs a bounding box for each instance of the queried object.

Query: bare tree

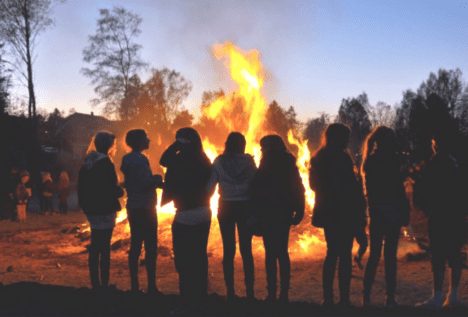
[367,101,396,129]
[0,0,54,129]
[81,6,148,118]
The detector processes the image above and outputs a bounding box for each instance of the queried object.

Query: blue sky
[8,0,468,122]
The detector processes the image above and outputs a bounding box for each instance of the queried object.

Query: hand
[292,209,304,226]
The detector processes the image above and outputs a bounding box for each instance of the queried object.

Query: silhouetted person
[56,171,70,214]
[160,127,212,314]
[309,123,366,308]
[6,167,20,221]
[41,172,55,215]
[206,132,257,301]
[416,133,467,310]
[353,166,368,270]
[361,126,409,308]
[121,129,162,294]
[78,132,123,291]
[15,170,31,222]
[250,135,305,303]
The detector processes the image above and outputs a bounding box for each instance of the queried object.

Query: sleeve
[205,158,220,194]
[133,158,161,190]
[160,143,179,168]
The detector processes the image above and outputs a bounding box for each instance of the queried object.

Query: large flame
[91,42,327,259]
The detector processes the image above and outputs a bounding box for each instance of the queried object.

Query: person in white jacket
[206,132,257,301]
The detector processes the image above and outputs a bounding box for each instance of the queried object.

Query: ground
[0,196,467,316]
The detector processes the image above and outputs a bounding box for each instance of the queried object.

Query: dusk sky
[8,0,468,122]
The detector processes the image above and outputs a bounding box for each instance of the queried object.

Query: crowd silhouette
[1,123,467,315]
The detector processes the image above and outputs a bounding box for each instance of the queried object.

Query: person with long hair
[78,132,124,291]
[206,132,257,301]
[361,126,409,308]
[160,127,213,314]
[250,135,305,303]
[309,123,366,308]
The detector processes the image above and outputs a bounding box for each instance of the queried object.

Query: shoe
[321,299,334,309]
[416,297,442,311]
[354,256,364,270]
[385,298,400,308]
[443,297,463,308]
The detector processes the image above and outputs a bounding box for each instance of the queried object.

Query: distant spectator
[41,172,55,215]
[15,170,31,222]
[56,171,70,214]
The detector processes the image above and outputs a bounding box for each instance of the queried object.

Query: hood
[217,153,256,181]
[84,151,108,170]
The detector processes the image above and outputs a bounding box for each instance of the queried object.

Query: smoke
[153,0,344,108]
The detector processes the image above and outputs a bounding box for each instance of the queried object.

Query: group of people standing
[77,123,467,314]
[0,168,70,222]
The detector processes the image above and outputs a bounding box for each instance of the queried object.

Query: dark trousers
[58,195,68,214]
[323,224,354,302]
[218,201,255,294]
[43,196,54,213]
[89,227,114,289]
[261,211,291,298]
[363,217,401,298]
[127,208,158,291]
[172,220,211,305]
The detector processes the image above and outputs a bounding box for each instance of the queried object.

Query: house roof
[55,112,118,139]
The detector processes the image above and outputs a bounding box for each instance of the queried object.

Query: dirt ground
[0,208,467,316]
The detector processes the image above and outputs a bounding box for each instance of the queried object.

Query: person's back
[209,153,256,201]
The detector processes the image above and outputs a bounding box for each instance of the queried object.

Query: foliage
[337,92,372,155]
[304,112,330,153]
[0,44,11,116]
[118,68,192,130]
[81,6,148,118]
[263,100,300,144]
[172,109,194,130]
[0,0,54,120]
[367,101,395,129]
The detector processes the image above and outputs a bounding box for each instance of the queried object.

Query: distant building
[55,112,122,180]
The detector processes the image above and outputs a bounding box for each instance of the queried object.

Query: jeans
[323,224,354,302]
[127,208,158,291]
[89,227,114,289]
[261,209,292,298]
[172,220,211,305]
[218,200,254,295]
[363,217,401,298]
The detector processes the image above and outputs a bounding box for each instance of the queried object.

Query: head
[175,127,203,153]
[93,131,116,156]
[41,172,51,183]
[224,132,246,155]
[11,167,19,175]
[260,135,287,155]
[20,170,29,184]
[59,171,69,182]
[322,123,350,151]
[362,126,396,160]
[125,129,149,152]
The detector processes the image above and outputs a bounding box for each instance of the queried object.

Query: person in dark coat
[416,132,467,310]
[361,126,409,308]
[41,172,55,215]
[121,129,163,294]
[160,127,213,314]
[250,135,305,303]
[206,132,257,301]
[78,131,124,291]
[309,123,366,308]
[56,171,70,214]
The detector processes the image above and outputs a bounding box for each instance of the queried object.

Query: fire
[83,41,326,258]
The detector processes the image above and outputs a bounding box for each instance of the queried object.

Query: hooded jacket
[78,151,123,216]
[206,153,257,201]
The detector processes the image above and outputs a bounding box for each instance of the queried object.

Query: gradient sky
[7,0,468,122]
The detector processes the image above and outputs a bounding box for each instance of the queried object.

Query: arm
[205,159,220,195]
[160,142,181,168]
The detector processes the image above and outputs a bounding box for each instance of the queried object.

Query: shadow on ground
[1,282,468,316]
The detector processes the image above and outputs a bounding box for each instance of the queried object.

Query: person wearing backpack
[416,132,467,310]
